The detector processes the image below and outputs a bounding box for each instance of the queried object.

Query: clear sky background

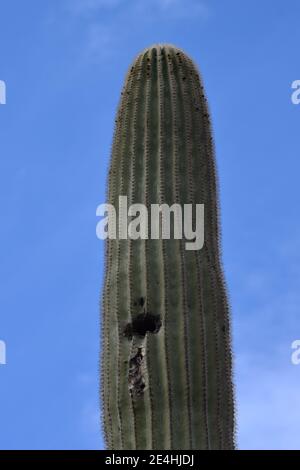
[0,0,300,450]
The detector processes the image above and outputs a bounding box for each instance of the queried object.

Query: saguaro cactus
[101,44,235,450]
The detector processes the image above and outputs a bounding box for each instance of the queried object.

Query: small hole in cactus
[132,312,161,336]
[123,312,161,339]
[133,297,145,307]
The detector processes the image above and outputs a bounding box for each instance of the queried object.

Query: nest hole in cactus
[123,311,162,339]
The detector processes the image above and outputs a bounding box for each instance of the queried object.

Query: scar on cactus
[128,347,145,396]
[123,310,161,340]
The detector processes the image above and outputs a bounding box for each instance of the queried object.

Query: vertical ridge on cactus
[101,44,235,450]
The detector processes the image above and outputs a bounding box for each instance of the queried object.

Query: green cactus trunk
[101,44,235,450]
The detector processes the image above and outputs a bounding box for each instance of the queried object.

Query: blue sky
[0,0,300,450]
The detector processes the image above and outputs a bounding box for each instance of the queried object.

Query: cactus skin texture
[101,44,235,450]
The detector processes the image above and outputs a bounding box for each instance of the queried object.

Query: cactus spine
[101,44,235,450]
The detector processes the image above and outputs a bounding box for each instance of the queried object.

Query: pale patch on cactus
[128,347,145,397]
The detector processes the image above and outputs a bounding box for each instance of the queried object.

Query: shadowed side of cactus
[101,44,235,450]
